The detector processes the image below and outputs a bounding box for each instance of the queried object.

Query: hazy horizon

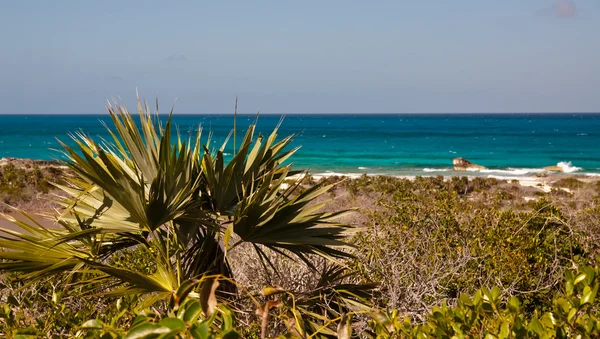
[2,111,600,115]
[1,1,599,114]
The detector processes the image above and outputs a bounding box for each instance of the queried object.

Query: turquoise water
[1,114,599,178]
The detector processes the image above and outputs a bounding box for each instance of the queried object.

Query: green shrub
[552,178,585,190]
[349,177,587,315]
[74,265,600,338]
[367,265,600,338]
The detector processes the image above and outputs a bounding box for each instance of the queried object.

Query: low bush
[0,162,65,210]
[12,264,593,338]
[552,178,585,190]
[367,264,600,338]
[347,176,591,317]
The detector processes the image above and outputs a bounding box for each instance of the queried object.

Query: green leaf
[132,315,150,327]
[183,301,203,323]
[81,319,105,329]
[223,223,234,254]
[124,323,170,339]
[171,279,200,309]
[458,293,472,306]
[527,318,544,335]
[582,266,596,284]
[190,322,211,339]
[499,322,510,339]
[508,296,520,313]
[158,317,186,332]
[7,295,18,306]
[490,286,501,302]
[262,286,286,297]
[574,273,587,285]
[565,281,574,296]
[580,285,598,305]
[87,261,173,294]
[220,306,235,332]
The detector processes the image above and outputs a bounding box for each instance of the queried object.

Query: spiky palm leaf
[0,98,355,303]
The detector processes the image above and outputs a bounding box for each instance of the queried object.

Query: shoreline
[2,156,598,188]
[300,170,599,182]
[2,157,599,234]
[3,156,600,197]
[3,157,599,175]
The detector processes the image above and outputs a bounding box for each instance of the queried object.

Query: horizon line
[2,111,600,115]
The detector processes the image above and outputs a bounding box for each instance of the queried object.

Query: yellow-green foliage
[0,101,361,338]
[367,265,600,338]
[68,265,600,338]
[348,175,589,314]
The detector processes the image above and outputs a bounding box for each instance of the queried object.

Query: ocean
[1,113,599,179]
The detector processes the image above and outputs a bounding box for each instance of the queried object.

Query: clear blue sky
[1,0,598,113]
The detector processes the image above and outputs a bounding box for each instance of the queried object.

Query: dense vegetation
[1,101,600,338]
[345,175,598,315]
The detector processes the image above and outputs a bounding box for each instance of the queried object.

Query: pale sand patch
[0,212,57,235]
[517,179,553,193]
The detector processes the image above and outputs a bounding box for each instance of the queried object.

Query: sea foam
[556,161,582,173]
[423,168,450,172]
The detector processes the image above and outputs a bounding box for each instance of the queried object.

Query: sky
[0,0,599,114]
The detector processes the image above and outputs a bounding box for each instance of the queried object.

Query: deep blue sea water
[1,114,599,178]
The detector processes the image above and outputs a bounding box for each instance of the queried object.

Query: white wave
[358,167,368,170]
[556,161,582,173]
[584,173,600,177]
[423,168,450,172]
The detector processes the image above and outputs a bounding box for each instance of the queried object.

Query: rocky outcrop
[543,166,563,172]
[453,157,487,171]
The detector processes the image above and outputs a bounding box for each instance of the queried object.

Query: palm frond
[233,170,355,265]
[0,97,356,307]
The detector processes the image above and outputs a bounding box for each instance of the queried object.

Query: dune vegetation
[1,100,600,338]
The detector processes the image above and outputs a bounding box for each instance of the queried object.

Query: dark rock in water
[453,157,487,171]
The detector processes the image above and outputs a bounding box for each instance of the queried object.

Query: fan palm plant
[0,99,356,306]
